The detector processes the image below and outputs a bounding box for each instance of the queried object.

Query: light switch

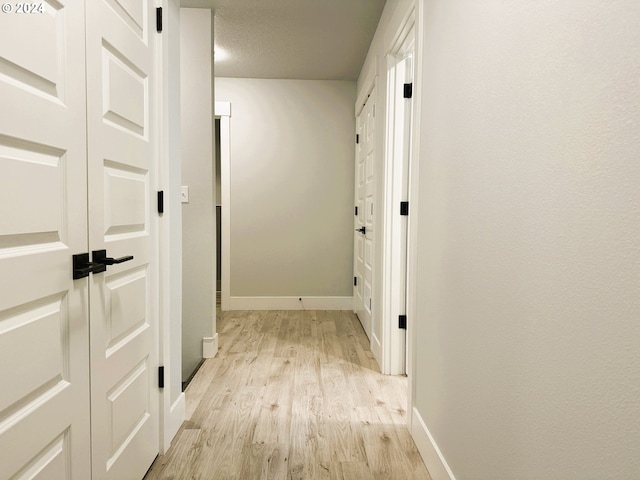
[181,186,189,203]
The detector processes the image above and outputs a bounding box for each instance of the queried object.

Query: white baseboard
[411,407,456,480]
[225,296,353,311]
[203,333,218,358]
[161,392,185,454]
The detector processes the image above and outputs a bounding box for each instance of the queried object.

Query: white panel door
[0,2,91,479]
[85,0,159,478]
[354,89,376,341]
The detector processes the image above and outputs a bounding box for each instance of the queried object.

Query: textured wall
[215,78,355,297]
[414,1,640,478]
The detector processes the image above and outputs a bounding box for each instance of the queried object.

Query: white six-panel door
[85,0,159,478]
[0,1,159,478]
[354,89,376,342]
[0,2,91,478]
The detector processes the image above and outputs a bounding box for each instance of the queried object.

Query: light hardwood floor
[144,310,431,480]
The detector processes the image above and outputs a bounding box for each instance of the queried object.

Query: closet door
[0,2,91,479]
[85,0,159,478]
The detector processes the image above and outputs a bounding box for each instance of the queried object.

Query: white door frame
[380,9,416,376]
[407,0,424,430]
[215,102,232,311]
[157,0,185,454]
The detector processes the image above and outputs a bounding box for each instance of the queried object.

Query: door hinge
[356,134,359,144]
[156,7,163,33]
[400,201,409,216]
[157,190,164,214]
[403,83,413,99]
[158,366,165,389]
[354,206,358,216]
[399,315,407,329]
[354,276,357,286]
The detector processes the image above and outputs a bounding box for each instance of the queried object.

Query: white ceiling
[180,0,387,80]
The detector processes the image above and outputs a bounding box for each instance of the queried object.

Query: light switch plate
[181,186,189,203]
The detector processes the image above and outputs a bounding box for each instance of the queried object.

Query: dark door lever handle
[93,249,134,267]
[355,226,366,235]
[104,255,134,265]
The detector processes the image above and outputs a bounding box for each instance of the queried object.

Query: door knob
[355,226,366,235]
[93,250,134,268]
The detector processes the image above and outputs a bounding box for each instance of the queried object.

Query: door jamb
[157,0,185,454]
[380,9,416,376]
[407,0,425,428]
[215,102,231,311]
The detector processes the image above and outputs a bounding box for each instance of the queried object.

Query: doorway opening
[215,118,221,308]
[215,102,231,311]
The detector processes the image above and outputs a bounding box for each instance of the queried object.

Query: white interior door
[85,1,159,478]
[0,2,91,478]
[354,89,376,341]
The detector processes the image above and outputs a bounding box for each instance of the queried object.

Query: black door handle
[73,253,105,279]
[355,226,366,235]
[93,250,134,267]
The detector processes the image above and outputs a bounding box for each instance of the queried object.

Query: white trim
[215,102,231,312]
[202,333,218,358]
[215,101,231,117]
[356,62,377,117]
[157,0,184,456]
[142,0,194,460]
[380,12,415,376]
[226,296,353,311]
[160,393,185,455]
[407,0,425,431]
[411,408,457,480]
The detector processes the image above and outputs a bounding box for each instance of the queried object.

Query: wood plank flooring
[144,310,431,480]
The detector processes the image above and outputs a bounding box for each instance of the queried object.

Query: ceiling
[180,0,387,80]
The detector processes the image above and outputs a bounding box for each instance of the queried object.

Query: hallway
[144,310,431,479]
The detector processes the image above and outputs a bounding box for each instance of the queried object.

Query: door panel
[0,3,64,99]
[0,2,90,479]
[86,0,158,478]
[354,89,376,340]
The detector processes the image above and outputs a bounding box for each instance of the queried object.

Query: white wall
[215,78,355,302]
[413,1,640,478]
[180,8,215,380]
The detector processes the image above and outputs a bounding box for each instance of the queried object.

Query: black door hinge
[399,315,407,329]
[354,206,358,216]
[356,134,359,144]
[156,7,163,33]
[158,191,164,214]
[403,83,413,99]
[158,366,165,389]
[354,276,357,286]
[400,201,409,216]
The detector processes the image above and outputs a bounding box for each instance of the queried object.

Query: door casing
[381,13,416,376]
